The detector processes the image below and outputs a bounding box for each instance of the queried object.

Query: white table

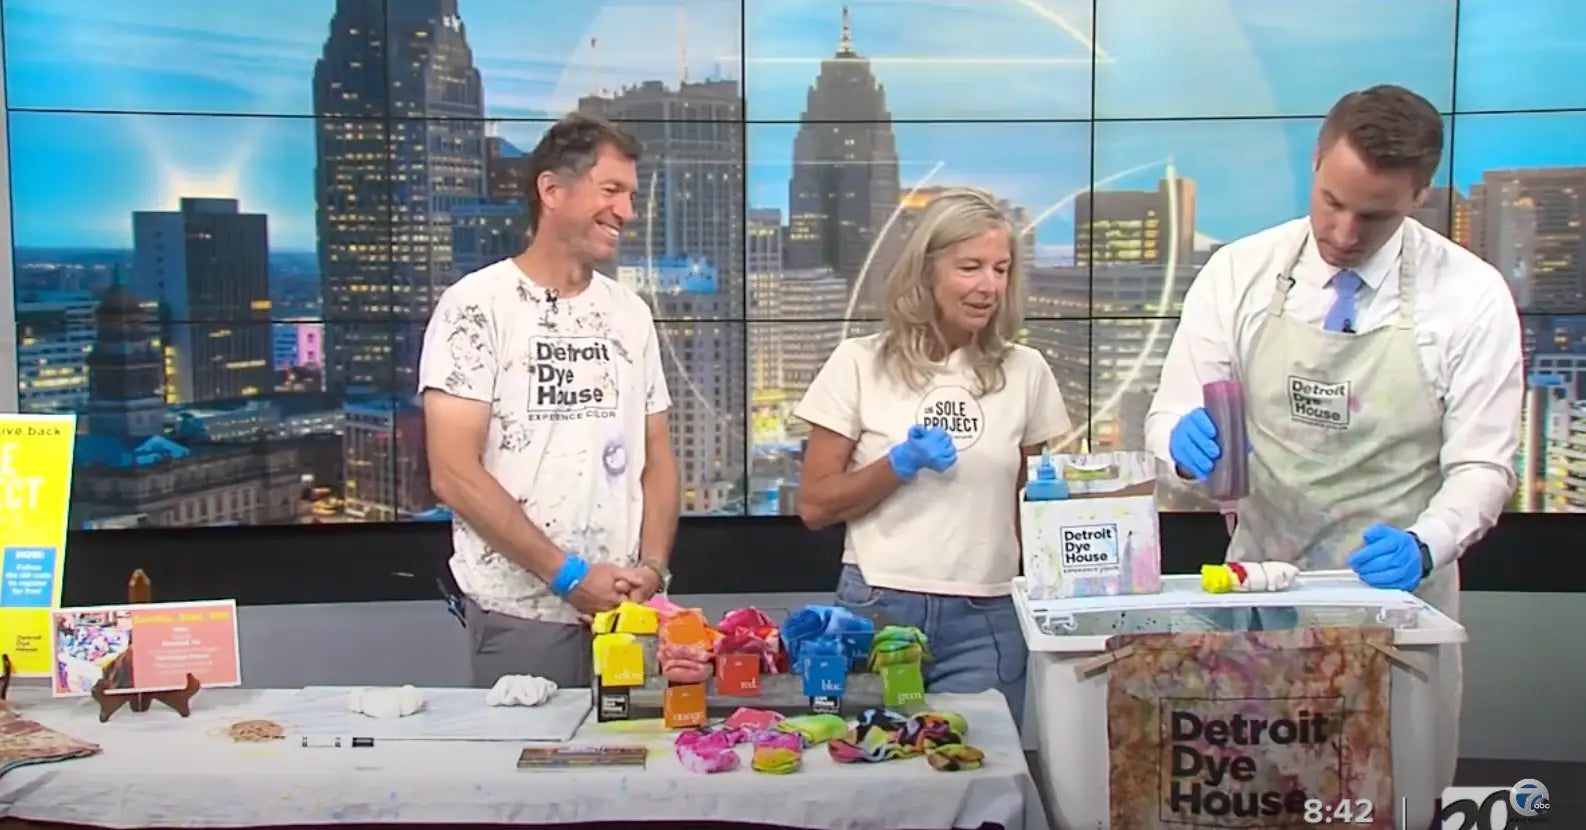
[0,687,1037,830]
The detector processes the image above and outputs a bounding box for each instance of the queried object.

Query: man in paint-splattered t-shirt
[420,114,678,688]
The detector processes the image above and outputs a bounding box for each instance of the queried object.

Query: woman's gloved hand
[888,425,958,481]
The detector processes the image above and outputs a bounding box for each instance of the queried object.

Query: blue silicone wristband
[550,554,589,598]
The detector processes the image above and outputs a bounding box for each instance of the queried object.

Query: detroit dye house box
[1020,450,1163,599]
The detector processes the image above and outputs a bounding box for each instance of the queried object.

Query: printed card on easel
[51,600,242,697]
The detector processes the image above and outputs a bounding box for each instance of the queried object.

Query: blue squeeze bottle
[1024,448,1069,501]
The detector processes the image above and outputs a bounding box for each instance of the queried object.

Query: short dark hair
[1317,85,1444,189]
[524,112,643,231]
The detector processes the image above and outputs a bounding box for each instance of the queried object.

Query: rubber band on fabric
[209,719,287,742]
[674,725,748,774]
[750,730,803,774]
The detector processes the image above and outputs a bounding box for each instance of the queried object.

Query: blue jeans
[834,565,1028,730]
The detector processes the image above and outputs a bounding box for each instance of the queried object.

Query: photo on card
[50,600,242,697]
[50,608,133,695]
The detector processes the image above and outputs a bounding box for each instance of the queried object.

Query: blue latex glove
[1169,408,1221,480]
[887,425,958,481]
[1346,524,1425,591]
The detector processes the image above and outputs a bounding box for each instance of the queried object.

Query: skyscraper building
[785,7,901,315]
[72,286,304,529]
[313,0,487,395]
[747,209,785,397]
[1413,186,1455,239]
[580,78,746,309]
[451,203,526,277]
[484,135,529,205]
[747,207,784,318]
[582,78,748,513]
[747,208,846,420]
[131,198,274,404]
[83,286,166,441]
[343,398,431,521]
[1517,373,1570,511]
[14,290,97,415]
[1461,167,1586,313]
[1076,178,1197,270]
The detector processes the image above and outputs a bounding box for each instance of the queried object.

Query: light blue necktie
[1324,270,1363,333]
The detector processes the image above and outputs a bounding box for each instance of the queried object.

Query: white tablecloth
[0,687,1035,830]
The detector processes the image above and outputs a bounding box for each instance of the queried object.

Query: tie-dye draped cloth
[1106,626,1396,829]
[0,702,100,779]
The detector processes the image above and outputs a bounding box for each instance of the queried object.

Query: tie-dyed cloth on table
[827,708,984,771]
[675,708,986,775]
[673,721,816,775]
[0,701,100,779]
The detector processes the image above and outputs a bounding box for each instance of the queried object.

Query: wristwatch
[638,559,672,594]
[1409,533,1433,580]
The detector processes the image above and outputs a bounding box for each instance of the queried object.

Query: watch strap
[1410,533,1433,579]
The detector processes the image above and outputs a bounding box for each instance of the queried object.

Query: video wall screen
[4,0,1582,528]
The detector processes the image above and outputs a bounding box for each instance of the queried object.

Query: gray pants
[464,597,593,688]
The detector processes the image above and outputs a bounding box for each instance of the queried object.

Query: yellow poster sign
[0,413,76,677]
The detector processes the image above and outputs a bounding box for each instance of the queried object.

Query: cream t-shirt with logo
[418,259,671,624]
[794,334,1070,596]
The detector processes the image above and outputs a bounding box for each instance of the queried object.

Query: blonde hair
[878,187,1024,395]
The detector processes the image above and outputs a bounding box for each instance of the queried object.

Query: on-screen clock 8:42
[1303,798,1375,824]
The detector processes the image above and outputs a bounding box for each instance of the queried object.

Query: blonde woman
[794,187,1070,725]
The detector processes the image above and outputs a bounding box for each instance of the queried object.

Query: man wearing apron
[1144,84,1524,795]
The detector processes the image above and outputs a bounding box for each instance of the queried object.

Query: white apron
[1228,221,1461,792]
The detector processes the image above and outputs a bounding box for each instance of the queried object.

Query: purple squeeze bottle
[1202,380,1250,501]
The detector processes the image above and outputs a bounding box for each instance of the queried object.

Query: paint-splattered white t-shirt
[418,259,671,624]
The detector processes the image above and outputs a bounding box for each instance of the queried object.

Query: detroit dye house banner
[1106,626,1395,829]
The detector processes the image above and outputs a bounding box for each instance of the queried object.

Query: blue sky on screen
[4,0,1585,251]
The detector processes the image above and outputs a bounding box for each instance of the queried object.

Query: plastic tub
[1013,572,1464,829]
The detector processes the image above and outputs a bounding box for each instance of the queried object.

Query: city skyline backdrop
[7,0,1586,253]
[4,0,1585,528]
[15,112,1586,255]
[9,0,1584,118]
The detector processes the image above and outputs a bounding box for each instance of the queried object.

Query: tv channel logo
[1512,779,1551,818]
[1439,777,1551,828]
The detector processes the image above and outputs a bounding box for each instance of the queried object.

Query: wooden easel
[89,568,202,722]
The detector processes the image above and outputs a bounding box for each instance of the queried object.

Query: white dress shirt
[1144,217,1524,568]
